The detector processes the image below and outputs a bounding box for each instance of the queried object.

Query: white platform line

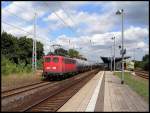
[85,71,104,112]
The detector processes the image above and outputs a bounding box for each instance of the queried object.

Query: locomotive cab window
[53,57,59,63]
[45,58,51,62]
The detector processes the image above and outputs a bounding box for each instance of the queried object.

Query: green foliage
[142,54,149,61]
[1,57,32,75]
[47,48,68,56]
[68,49,79,58]
[47,48,87,60]
[47,51,54,55]
[142,54,149,71]
[37,58,43,70]
[135,61,142,68]
[54,48,68,56]
[1,31,44,75]
[135,54,149,71]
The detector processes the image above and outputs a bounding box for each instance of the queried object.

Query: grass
[2,71,42,91]
[1,56,43,90]
[114,71,149,103]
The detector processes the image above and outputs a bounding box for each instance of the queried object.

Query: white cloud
[125,26,148,41]
[3,2,46,21]
[51,26,148,61]
[44,9,116,35]
[137,42,146,48]
[2,1,149,62]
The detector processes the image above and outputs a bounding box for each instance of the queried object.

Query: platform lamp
[116,9,125,84]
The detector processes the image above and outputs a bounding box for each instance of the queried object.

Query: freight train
[42,55,100,80]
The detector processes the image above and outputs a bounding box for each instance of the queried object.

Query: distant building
[100,56,131,70]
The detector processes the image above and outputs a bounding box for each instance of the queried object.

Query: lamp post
[112,36,116,72]
[110,46,113,71]
[116,9,124,84]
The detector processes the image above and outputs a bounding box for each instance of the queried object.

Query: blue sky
[2,1,149,62]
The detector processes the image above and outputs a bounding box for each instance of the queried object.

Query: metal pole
[32,12,37,71]
[34,13,37,70]
[32,36,35,71]
[133,48,135,63]
[114,37,115,72]
[111,46,112,71]
[121,9,124,84]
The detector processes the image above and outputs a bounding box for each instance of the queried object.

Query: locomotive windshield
[45,57,51,62]
[53,57,59,63]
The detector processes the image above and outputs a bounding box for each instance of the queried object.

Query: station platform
[104,71,148,112]
[58,71,149,112]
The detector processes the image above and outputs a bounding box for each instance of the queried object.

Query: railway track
[24,69,100,112]
[2,81,44,93]
[134,70,149,79]
[1,69,100,112]
[2,69,100,112]
[1,81,52,99]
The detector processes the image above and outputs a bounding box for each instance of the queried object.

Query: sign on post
[120,49,126,55]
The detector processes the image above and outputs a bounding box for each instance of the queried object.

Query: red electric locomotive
[42,55,77,79]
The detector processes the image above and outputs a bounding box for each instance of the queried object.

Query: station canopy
[100,56,130,63]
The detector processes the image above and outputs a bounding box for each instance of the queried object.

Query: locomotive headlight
[46,67,51,69]
[52,67,56,69]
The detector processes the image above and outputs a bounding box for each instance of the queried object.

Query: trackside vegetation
[1,31,44,76]
[115,72,149,103]
[134,54,149,71]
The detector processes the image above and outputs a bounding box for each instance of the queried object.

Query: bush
[1,57,14,75]
[37,58,43,70]
[24,64,32,73]
[1,57,32,75]
[135,57,149,71]
[143,61,149,71]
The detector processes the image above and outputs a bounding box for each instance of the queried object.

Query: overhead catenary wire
[2,6,52,42]
[59,4,76,27]
[2,21,52,44]
[2,21,33,35]
[59,5,83,44]
[44,3,80,38]
[9,2,36,15]
[9,2,80,48]
[2,8,32,24]
[3,2,82,53]
[2,3,54,58]
[53,11,76,35]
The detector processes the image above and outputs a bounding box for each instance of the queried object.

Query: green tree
[36,41,44,59]
[135,54,149,71]
[68,49,79,58]
[142,54,149,62]
[18,37,32,66]
[1,32,20,64]
[142,54,149,71]
[1,31,44,67]
[47,51,54,55]
[54,48,68,56]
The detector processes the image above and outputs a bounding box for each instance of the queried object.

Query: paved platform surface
[58,71,104,112]
[57,71,149,112]
[104,71,149,112]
